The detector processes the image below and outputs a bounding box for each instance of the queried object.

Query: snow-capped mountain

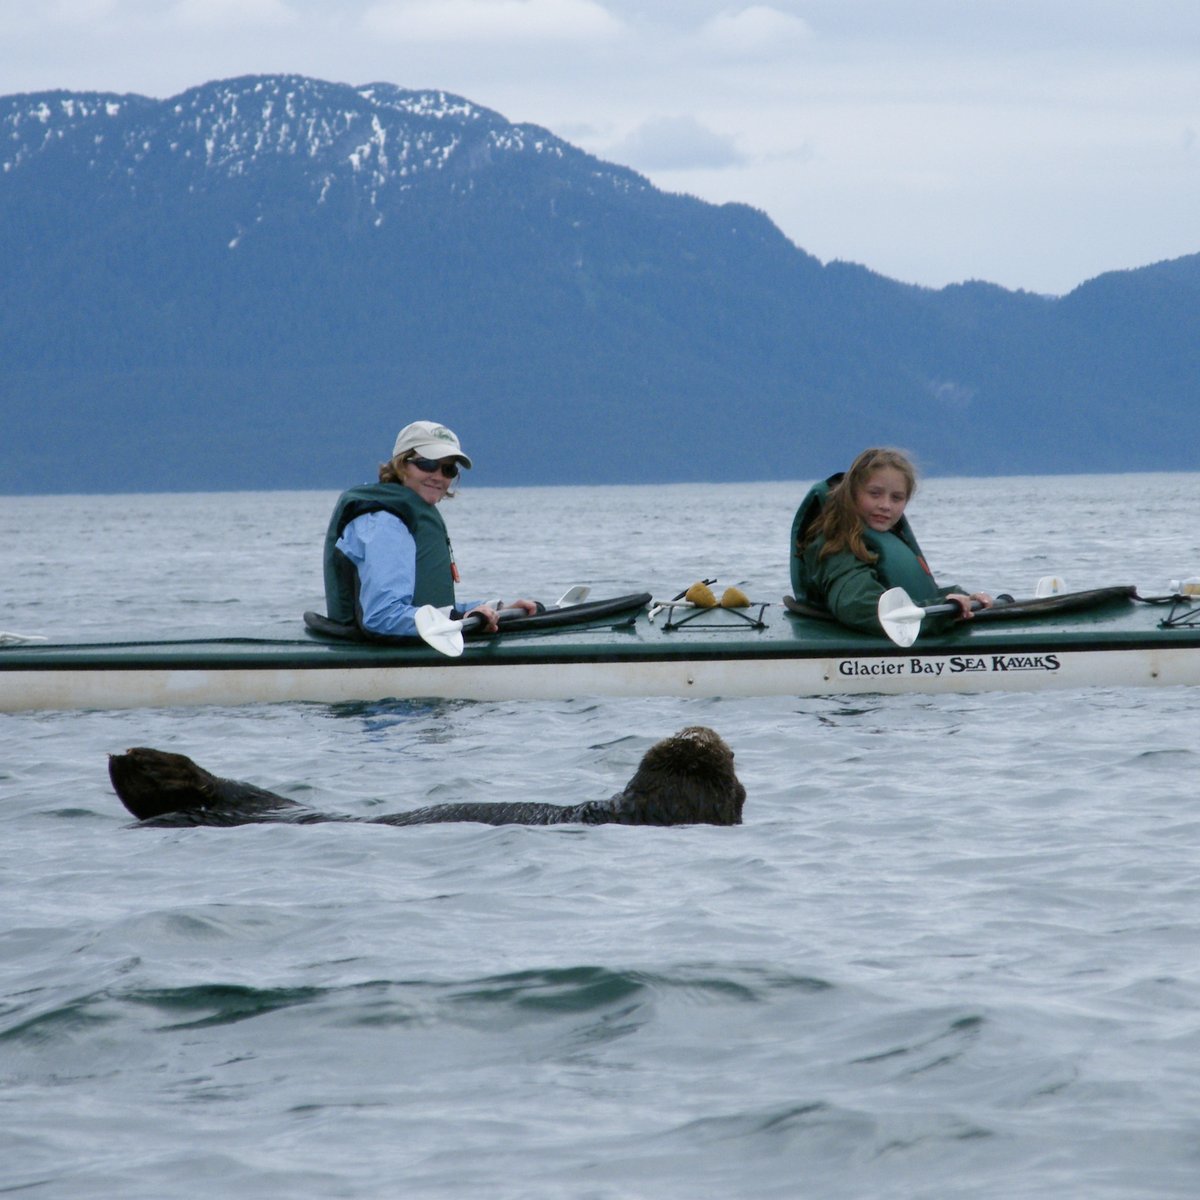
[2,74,655,247]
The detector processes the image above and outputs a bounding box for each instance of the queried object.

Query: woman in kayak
[322,421,540,637]
[790,447,992,636]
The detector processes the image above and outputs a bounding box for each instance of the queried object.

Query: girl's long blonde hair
[808,447,917,563]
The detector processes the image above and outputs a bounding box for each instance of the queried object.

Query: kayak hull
[3,592,1200,712]
[5,646,1198,712]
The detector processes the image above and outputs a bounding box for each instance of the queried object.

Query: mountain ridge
[1,74,1197,493]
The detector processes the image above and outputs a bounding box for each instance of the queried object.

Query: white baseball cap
[391,421,473,468]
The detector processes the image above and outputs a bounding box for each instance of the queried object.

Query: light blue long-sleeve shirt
[336,511,479,637]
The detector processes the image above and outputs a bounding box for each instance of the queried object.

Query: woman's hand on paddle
[946,592,994,619]
[462,598,540,633]
[462,605,499,632]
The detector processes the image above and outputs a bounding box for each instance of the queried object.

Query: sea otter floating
[109,726,745,828]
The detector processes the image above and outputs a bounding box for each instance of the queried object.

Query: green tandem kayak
[3,588,1200,713]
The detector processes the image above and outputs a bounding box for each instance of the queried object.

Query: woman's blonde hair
[809,447,917,563]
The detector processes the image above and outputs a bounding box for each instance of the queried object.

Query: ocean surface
[3,474,1200,1199]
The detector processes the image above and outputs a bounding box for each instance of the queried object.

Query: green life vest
[790,475,938,603]
[322,483,456,626]
[858,526,938,597]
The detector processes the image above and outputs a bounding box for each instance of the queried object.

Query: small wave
[44,806,110,821]
[850,1012,986,1075]
[440,963,834,1014]
[0,992,117,1046]
[1131,747,1195,764]
[126,983,326,1029]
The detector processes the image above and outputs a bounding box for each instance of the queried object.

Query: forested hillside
[2,75,1197,492]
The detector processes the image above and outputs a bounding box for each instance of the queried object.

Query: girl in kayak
[322,421,540,637]
[790,447,992,636]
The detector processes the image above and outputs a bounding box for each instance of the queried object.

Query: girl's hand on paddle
[947,592,993,619]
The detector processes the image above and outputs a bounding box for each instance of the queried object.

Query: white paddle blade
[877,587,925,648]
[1034,575,1068,598]
[0,630,48,645]
[413,606,466,657]
[555,585,591,607]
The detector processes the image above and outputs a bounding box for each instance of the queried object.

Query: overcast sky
[4,0,1198,294]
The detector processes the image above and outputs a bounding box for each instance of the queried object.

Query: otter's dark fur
[108,726,745,828]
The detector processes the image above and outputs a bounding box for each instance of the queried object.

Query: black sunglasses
[408,456,460,479]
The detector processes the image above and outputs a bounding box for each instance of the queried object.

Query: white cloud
[169,0,297,29]
[361,0,624,44]
[609,114,745,171]
[694,5,811,58]
[18,0,121,29]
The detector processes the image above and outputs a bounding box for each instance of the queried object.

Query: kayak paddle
[555,585,591,606]
[413,607,522,657]
[414,606,469,656]
[878,576,1068,647]
[0,630,48,645]
[877,590,987,647]
[1035,575,1067,597]
[415,590,592,657]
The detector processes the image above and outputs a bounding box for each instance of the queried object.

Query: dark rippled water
[3,477,1200,1198]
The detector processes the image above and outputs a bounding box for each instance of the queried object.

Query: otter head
[613,726,745,826]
